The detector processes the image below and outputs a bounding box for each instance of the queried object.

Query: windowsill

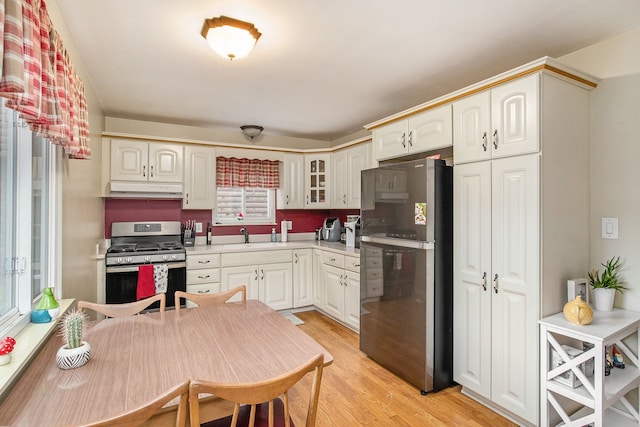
[0,299,74,401]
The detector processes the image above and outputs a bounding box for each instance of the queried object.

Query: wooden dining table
[0,300,333,426]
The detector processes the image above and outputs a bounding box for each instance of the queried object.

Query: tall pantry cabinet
[453,68,597,425]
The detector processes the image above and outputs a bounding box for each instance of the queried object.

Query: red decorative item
[0,336,16,365]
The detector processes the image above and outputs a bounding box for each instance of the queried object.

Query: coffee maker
[345,217,361,248]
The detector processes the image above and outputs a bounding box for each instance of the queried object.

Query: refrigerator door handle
[361,235,434,250]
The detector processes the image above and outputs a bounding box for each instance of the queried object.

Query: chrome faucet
[240,227,249,244]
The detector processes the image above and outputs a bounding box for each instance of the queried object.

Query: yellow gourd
[563,295,593,325]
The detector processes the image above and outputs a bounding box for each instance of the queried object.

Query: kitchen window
[0,104,61,336]
[215,187,276,224]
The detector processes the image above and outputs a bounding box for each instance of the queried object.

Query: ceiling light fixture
[201,16,261,60]
[240,125,264,140]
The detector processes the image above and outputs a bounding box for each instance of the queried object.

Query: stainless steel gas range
[105,221,186,309]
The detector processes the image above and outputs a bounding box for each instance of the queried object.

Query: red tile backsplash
[104,198,359,238]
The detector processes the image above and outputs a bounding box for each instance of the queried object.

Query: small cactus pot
[56,341,91,369]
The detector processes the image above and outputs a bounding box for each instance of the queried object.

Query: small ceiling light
[240,125,264,140]
[201,16,261,60]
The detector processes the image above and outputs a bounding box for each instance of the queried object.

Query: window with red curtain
[215,157,280,224]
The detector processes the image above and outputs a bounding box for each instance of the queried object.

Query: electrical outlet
[196,222,203,233]
[286,220,292,230]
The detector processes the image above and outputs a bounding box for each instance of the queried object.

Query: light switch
[601,217,618,239]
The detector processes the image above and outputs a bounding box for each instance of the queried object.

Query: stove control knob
[162,255,169,261]
[126,257,133,263]
[171,254,178,260]
[144,256,151,262]
[116,257,123,264]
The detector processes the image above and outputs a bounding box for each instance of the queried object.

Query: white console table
[540,309,640,426]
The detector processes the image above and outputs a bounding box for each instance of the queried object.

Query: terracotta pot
[592,288,616,311]
[56,341,91,370]
[563,296,593,325]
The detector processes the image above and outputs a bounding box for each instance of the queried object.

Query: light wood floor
[290,310,517,426]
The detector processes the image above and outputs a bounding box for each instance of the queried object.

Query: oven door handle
[106,262,186,273]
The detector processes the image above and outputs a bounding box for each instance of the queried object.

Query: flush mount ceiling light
[240,125,264,140]
[201,16,261,60]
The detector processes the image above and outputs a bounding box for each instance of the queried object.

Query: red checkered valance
[216,156,280,189]
[0,0,91,159]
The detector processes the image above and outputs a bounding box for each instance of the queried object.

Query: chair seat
[202,398,294,427]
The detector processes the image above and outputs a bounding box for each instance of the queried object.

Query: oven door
[105,262,186,309]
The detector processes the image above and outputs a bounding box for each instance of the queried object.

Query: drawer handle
[353,263,360,267]
[329,257,336,262]
[261,269,264,281]
[197,289,211,294]
[198,275,210,279]
[198,260,210,264]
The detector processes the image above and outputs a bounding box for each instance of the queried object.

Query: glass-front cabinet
[304,154,330,209]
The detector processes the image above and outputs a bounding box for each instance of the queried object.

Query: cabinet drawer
[366,279,383,297]
[222,250,292,267]
[366,257,383,268]
[344,255,361,273]
[187,268,220,284]
[366,269,382,281]
[322,252,344,269]
[184,283,221,308]
[187,253,221,269]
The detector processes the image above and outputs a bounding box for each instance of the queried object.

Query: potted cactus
[56,309,91,369]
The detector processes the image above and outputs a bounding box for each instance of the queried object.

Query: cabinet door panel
[260,263,293,311]
[221,266,258,301]
[183,145,215,209]
[344,271,360,330]
[304,154,331,209]
[111,139,148,181]
[331,151,348,208]
[313,250,325,308]
[491,75,539,159]
[346,144,369,209]
[373,121,407,161]
[453,91,491,164]
[453,162,492,398]
[408,105,452,154]
[490,154,539,422]
[294,250,313,308]
[323,264,344,319]
[277,154,304,209]
[149,143,183,183]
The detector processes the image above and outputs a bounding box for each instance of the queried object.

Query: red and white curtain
[0,0,90,159]
[216,156,279,189]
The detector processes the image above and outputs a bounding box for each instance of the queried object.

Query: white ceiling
[55,0,640,142]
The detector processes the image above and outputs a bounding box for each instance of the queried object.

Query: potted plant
[56,309,91,369]
[0,337,16,366]
[588,256,626,311]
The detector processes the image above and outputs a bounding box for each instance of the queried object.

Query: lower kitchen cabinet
[293,249,313,308]
[319,251,360,331]
[220,250,293,311]
[312,249,325,308]
[186,253,221,308]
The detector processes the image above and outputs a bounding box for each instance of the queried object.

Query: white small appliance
[345,217,360,248]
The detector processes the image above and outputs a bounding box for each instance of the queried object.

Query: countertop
[95,240,359,259]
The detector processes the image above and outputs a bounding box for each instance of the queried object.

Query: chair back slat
[175,285,246,311]
[77,294,166,318]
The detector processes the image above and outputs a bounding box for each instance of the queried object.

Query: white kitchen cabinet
[453,74,538,165]
[293,249,313,308]
[331,143,370,209]
[277,153,304,209]
[540,310,640,427]
[372,104,452,161]
[453,72,593,426]
[319,251,360,331]
[110,139,183,183]
[304,154,331,209]
[221,250,293,311]
[312,249,325,308]
[183,145,215,209]
[186,253,221,308]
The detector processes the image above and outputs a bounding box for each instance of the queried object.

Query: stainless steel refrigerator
[359,158,453,393]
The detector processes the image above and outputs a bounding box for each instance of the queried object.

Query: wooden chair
[77,294,166,317]
[80,379,189,427]
[189,353,324,427]
[174,285,247,312]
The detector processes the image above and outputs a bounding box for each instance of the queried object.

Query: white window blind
[215,187,275,224]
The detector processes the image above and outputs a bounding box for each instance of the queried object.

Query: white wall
[559,27,640,311]
[48,0,105,304]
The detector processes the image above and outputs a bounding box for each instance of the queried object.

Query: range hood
[109,181,183,199]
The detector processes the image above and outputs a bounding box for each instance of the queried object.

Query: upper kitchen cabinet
[110,139,183,183]
[304,154,331,209]
[183,145,215,210]
[331,143,371,209]
[372,104,452,161]
[277,153,304,209]
[453,74,538,164]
